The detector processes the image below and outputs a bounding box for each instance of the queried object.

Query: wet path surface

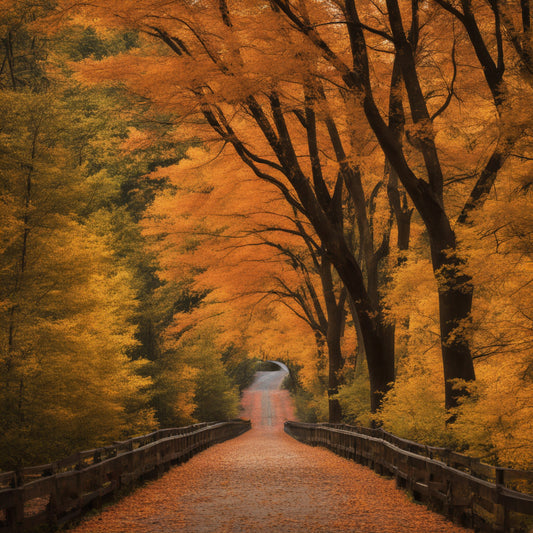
[72,366,471,532]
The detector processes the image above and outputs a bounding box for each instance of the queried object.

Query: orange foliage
[143,143,325,381]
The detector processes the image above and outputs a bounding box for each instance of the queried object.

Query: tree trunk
[331,249,395,412]
[325,292,345,423]
[432,250,476,409]
[320,259,345,423]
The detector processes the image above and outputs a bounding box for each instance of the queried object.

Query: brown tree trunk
[331,249,395,412]
[321,260,346,423]
[152,4,398,415]
[431,244,476,409]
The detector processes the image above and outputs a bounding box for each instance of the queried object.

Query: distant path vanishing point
[72,363,472,532]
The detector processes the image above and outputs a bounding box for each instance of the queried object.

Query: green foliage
[185,332,240,422]
[255,361,283,372]
[150,353,198,428]
[221,344,259,393]
[0,1,50,91]
[279,359,304,395]
[0,90,156,468]
[281,359,329,422]
[57,26,139,62]
[293,390,329,423]
[158,326,240,424]
[193,363,240,421]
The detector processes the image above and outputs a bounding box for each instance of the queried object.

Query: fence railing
[0,419,251,533]
[285,421,533,532]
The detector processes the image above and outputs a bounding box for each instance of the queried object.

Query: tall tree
[0,4,159,467]
[268,0,532,408]
[0,90,155,468]
[67,0,397,411]
[143,145,355,421]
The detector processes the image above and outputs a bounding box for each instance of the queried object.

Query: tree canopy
[0,0,531,469]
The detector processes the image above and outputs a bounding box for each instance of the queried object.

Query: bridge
[1,363,532,532]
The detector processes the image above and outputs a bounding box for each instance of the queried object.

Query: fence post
[93,449,102,464]
[95,463,104,510]
[76,452,84,471]
[47,467,59,528]
[156,442,164,476]
[494,467,509,531]
[6,487,24,533]
[14,468,24,488]
[441,448,451,466]
[75,468,83,516]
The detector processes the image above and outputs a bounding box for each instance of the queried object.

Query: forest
[0,0,531,472]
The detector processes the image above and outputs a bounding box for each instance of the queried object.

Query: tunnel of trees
[0,0,532,471]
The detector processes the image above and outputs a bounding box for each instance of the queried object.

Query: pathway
[71,366,472,532]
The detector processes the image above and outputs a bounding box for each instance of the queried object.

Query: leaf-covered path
[72,367,472,532]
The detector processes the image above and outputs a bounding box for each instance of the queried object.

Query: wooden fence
[285,421,533,532]
[0,419,251,533]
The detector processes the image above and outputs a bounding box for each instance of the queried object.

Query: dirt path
[72,366,472,532]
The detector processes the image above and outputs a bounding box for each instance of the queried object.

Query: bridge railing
[285,421,533,532]
[0,419,251,533]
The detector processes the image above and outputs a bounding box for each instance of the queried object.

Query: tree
[46,0,533,425]
[0,89,155,468]
[143,145,351,421]
[0,4,174,466]
[0,0,49,91]
[266,0,533,409]
[64,0,397,412]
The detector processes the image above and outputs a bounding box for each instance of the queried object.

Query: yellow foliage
[377,350,451,446]
[452,374,533,468]
[0,87,156,468]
